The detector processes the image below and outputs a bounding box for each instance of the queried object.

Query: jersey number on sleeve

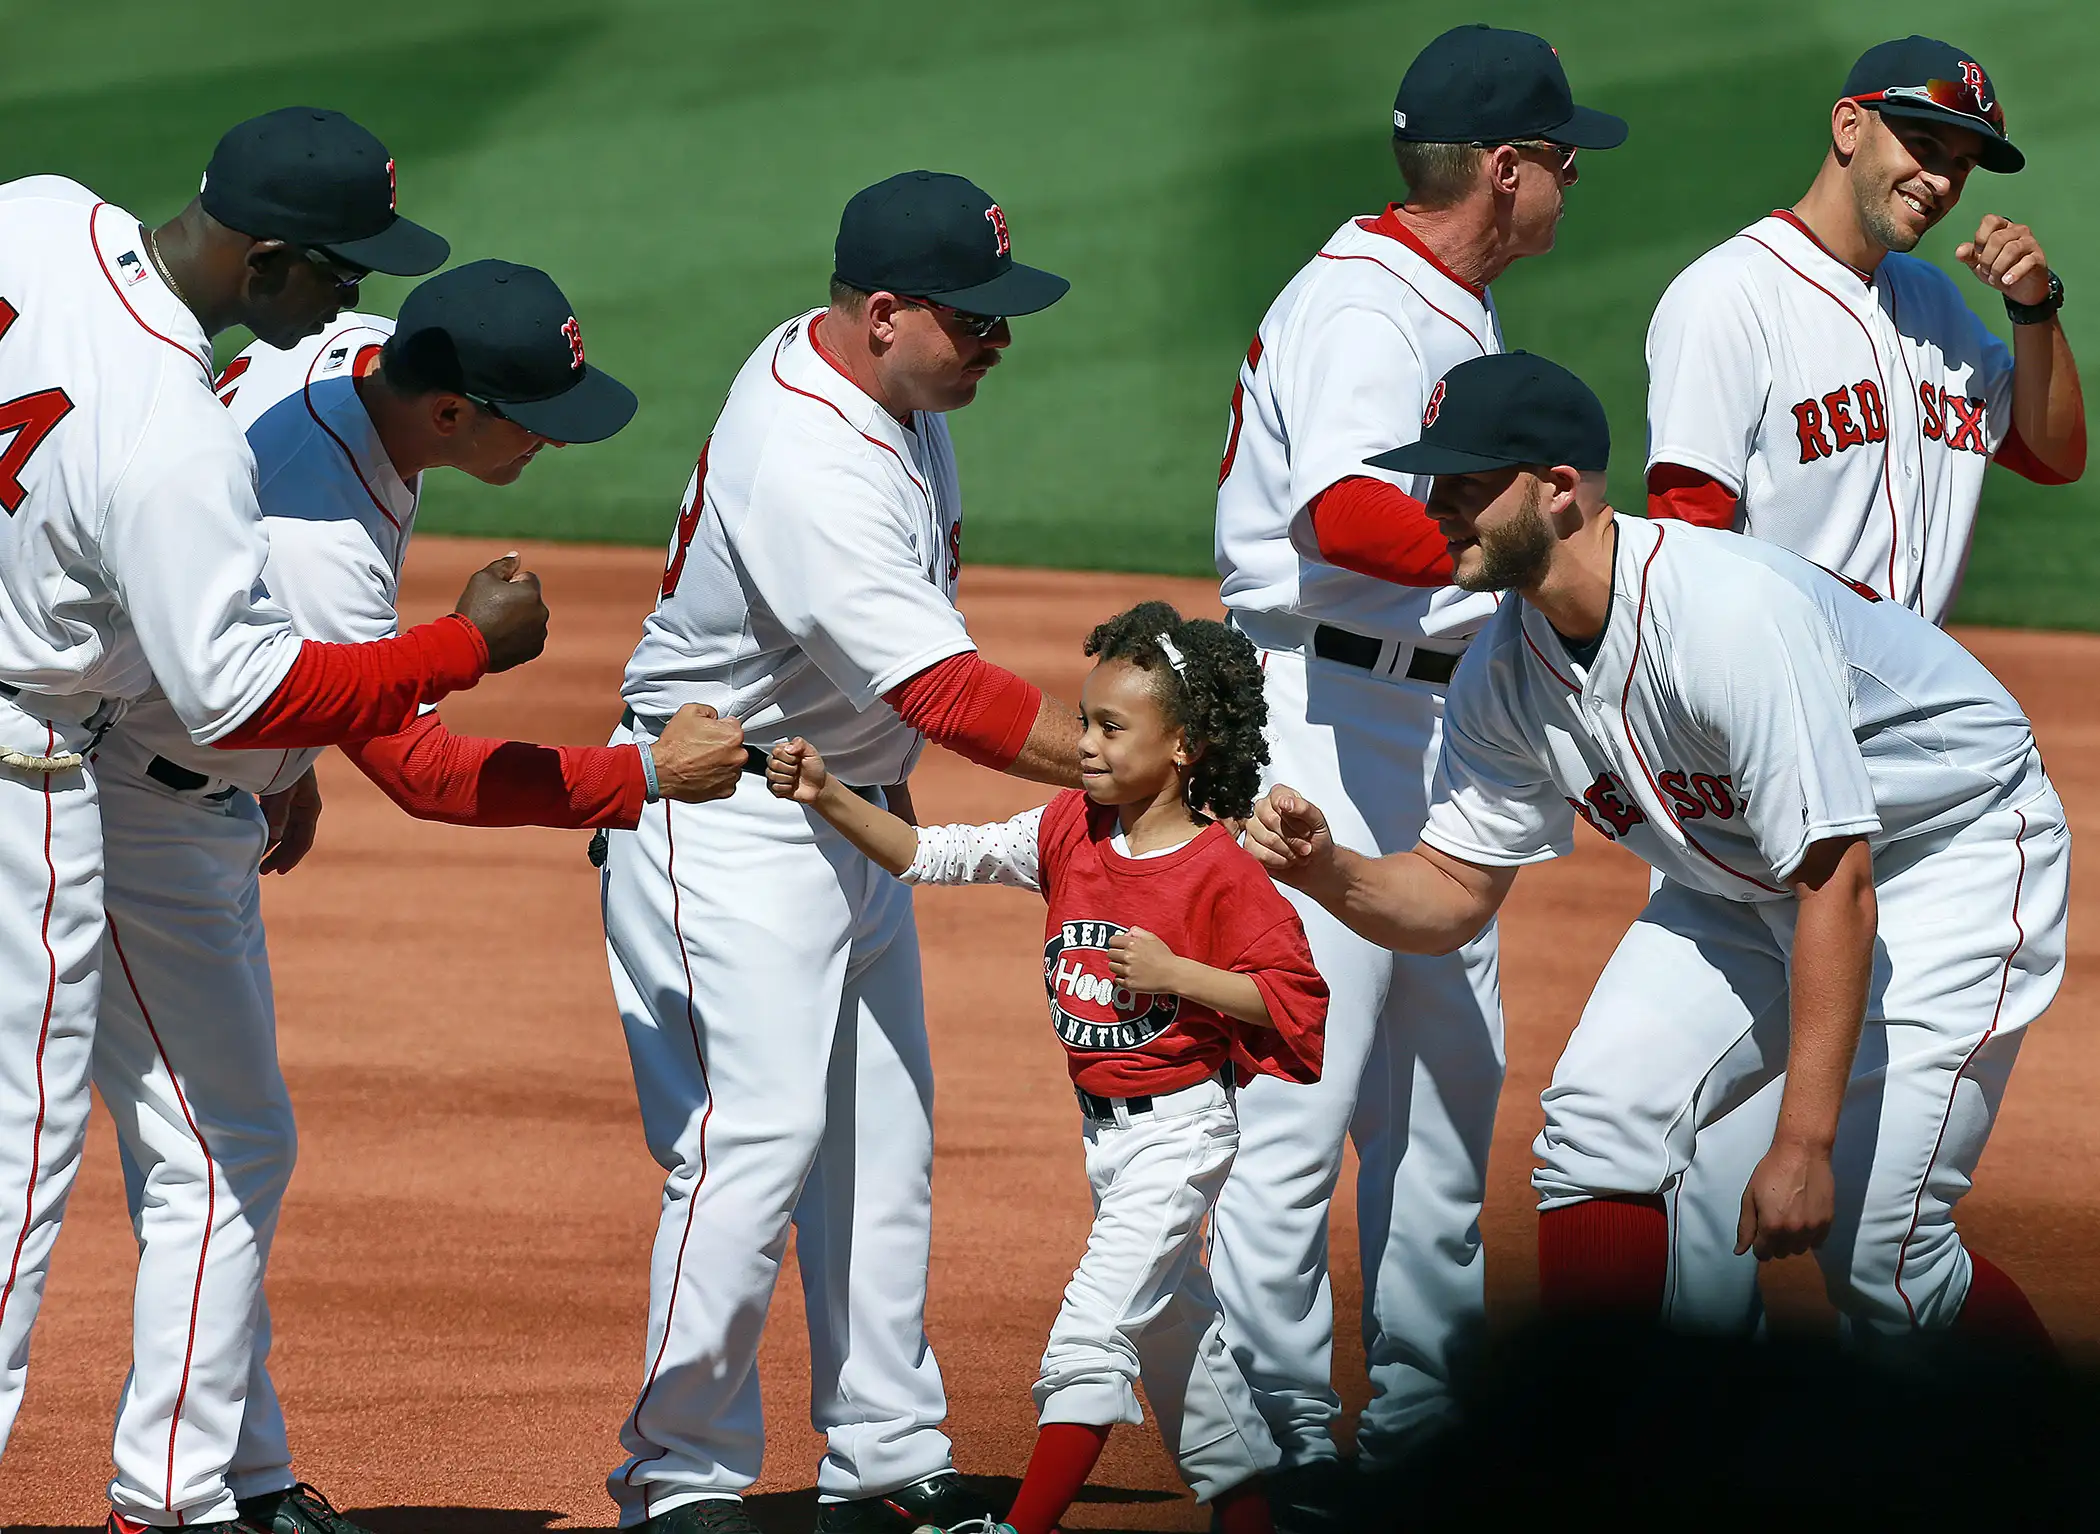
[659,436,712,600]
[0,299,77,514]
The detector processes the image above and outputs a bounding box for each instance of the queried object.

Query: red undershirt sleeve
[337,710,648,829]
[217,613,490,750]
[1307,476,1453,587]
[1993,423,2080,486]
[1645,462,1741,528]
[883,650,1041,772]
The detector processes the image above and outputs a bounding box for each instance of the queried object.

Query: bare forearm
[1776,858,1876,1152]
[808,780,920,876]
[1004,693,1083,788]
[1159,959,1273,1029]
[1300,846,1503,954]
[2012,317,2087,478]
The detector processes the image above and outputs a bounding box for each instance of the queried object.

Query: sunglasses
[900,297,1004,339]
[300,245,369,295]
[1482,138,1579,175]
[1857,80,2004,134]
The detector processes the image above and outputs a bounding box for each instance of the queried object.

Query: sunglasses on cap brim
[1854,80,2005,135]
[298,244,370,294]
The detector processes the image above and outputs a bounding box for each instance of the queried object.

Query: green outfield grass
[5,0,2093,626]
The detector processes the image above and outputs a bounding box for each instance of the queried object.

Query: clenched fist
[766,737,829,803]
[1107,926,1185,994]
[650,704,746,803]
[1735,1138,1837,1261]
[1246,785,1338,890]
[453,553,549,673]
[1956,214,2051,306]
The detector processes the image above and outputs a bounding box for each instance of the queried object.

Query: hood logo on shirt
[1044,919,1180,1052]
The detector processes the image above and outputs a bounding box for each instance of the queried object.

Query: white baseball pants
[1206,643,1504,1473]
[600,748,951,1523]
[0,699,107,1462]
[93,729,298,1524]
[1538,787,2070,1333]
[1038,1077,1278,1503]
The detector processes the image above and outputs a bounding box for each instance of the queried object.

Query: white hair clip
[1157,633,1188,676]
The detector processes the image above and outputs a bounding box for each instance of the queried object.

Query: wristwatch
[2006,268,2065,325]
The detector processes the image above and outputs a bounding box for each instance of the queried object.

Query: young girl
[766,600,1326,1534]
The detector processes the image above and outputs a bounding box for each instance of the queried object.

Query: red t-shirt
[1033,791,1326,1096]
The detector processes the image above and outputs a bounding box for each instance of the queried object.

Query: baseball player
[1208,23,1624,1517]
[1646,34,2084,615]
[92,261,749,1534]
[1643,35,2084,1330]
[599,171,1085,1534]
[765,601,1327,1534]
[1250,352,2068,1354]
[0,108,551,1477]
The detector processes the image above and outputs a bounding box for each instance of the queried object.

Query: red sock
[1537,1194,1669,1318]
[1955,1251,2053,1351]
[1005,1423,1111,1534]
[1210,1478,1274,1534]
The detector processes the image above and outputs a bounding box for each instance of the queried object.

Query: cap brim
[1366,442,1523,476]
[1550,103,1629,150]
[924,261,1071,317]
[326,216,451,277]
[1871,100,2024,172]
[497,365,638,445]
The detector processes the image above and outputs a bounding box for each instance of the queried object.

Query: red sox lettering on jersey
[1567,769,1743,842]
[1647,210,2024,624]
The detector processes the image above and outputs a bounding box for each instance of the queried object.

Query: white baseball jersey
[1215,207,1504,643]
[624,308,974,786]
[0,176,302,740]
[113,314,411,795]
[1646,211,2018,623]
[1420,515,2043,900]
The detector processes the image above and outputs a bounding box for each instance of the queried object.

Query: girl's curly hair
[1083,600,1269,821]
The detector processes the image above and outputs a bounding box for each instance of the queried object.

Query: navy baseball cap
[387,260,637,444]
[1368,352,1610,476]
[1843,37,2022,173]
[201,107,448,276]
[1392,25,1627,150]
[834,170,1070,317]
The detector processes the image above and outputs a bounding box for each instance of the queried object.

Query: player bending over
[92,260,746,1534]
[1251,351,2066,1344]
[768,602,1326,1534]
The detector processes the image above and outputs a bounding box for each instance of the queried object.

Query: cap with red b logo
[200,107,449,275]
[833,170,1070,317]
[1842,36,2023,173]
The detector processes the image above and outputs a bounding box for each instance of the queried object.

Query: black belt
[1311,624,1460,685]
[147,755,239,801]
[1076,1064,1238,1122]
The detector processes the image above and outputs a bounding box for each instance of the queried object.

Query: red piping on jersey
[768,321,934,511]
[1768,209,1874,286]
[1521,625,1581,694]
[618,802,716,1515]
[1615,525,1785,895]
[1357,204,1489,299]
[0,732,60,1357]
[1312,251,1489,355]
[107,916,216,1516]
[303,326,403,532]
[1895,807,2028,1326]
[89,206,210,378]
[1740,232,1904,604]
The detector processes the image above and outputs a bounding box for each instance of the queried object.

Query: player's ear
[865,291,903,345]
[1831,99,1866,162]
[429,393,471,437]
[1486,143,1523,197]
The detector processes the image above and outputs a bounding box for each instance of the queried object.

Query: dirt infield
[6,540,2097,1532]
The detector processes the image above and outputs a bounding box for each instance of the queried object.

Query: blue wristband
[638,741,661,802]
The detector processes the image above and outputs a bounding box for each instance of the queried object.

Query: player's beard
[1455,481,1557,593]
[1857,185,1927,255]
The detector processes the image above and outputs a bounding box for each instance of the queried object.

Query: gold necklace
[144,228,192,311]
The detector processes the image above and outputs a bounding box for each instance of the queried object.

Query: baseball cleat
[630,1500,764,1534]
[234,1484,374,1534]
[910,1522,1014,1534]
[110,1519,266,1534]
[813,1471,1005,1534]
